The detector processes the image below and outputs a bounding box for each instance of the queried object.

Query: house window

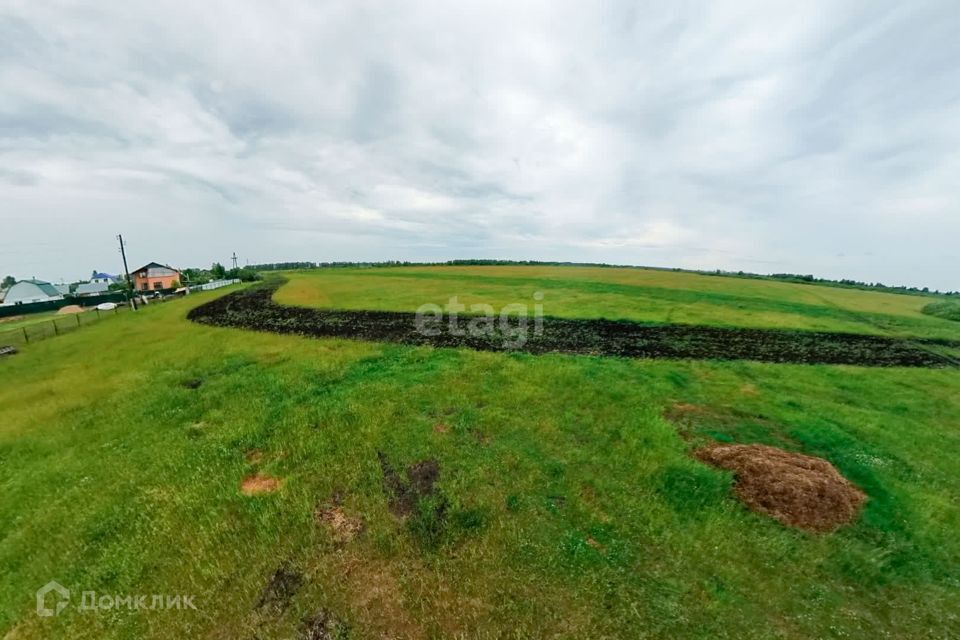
[141,282,149,291]
[153,281,163,290]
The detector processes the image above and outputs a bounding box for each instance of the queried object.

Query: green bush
[922,300,960,322]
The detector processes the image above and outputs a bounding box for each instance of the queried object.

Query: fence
[0,291,127,318]
[0,305,128,348]
[0,281,242,349]
[189,279,241,291]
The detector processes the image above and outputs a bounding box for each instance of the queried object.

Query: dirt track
[187,280,959,368]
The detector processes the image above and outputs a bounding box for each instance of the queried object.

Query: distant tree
[181,268,210,285]
[211,262,226,279]
[1,275,15,289]
[249,261,317,271]
[235,267,261,282]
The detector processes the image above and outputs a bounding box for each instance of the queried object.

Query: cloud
[0,0,958,290]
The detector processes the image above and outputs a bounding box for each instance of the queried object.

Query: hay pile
[56,305,84,315]
[695,444,866,532]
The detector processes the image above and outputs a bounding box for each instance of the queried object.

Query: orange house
[131,262,181,292]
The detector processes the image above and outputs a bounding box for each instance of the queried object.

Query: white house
[90,271,119,285]
[0,279,65,306]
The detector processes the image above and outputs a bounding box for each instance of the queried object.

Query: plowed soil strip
[187,280,959,368]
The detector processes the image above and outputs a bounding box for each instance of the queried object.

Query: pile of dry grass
[695,444,866,532]
[56,305,84,315]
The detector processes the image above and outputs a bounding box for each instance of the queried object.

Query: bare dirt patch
[299,608,349,640]
[433,422,449,434]
[586,537,605,552]
[255,564,303,613]
[316,502,365,545]
[0,315,25,324]
[334,557,424,637]
[470,428,491,444]
[377,452,441,518]
[241,474,282,496]
[695,444,866,532]
[245,449,264,464]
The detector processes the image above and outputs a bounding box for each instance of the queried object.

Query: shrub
[922,301,960,322]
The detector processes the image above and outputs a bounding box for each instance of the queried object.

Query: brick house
[131,262,181,292]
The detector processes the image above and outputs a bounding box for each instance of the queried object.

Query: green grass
[922,300,960,322]
[1,269,959,638]
[275,266,960,340]
[0,307,128,347]
[0,310,62,332]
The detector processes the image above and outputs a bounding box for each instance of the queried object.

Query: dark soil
[255,564,303,613]
[187,279,960,368]
[695,444,867,532]
[377,452,441,518]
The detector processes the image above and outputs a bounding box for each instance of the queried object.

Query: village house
[75,281,110,296]
[0,279,65,306]
[131,262,181,292]
[90,270,120,285]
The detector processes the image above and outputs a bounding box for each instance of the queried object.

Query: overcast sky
[1,1,958,290]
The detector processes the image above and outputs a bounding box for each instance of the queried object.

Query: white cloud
[0,0,958,290]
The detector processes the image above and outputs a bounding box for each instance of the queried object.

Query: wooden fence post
[76,314,81,327]
[52,320,59,336]
[22,327,28,343]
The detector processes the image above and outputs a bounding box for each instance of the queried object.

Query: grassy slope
[0,309,127,347]
[1,274,959,638]
[275,266,960,341]
[0,311,62,333]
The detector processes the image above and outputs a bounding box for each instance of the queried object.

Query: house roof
[21,279,62,298]
[132,262,179,274]
[92,271,118,280]
[76,282,109,295]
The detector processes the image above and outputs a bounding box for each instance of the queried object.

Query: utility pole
[231,252,239,270]
[117,234,137,311]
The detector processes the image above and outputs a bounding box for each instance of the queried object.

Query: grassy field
[275,266,960,340]
[0,310,62,332]
[0,307,129,347]
[2,269,959,639]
